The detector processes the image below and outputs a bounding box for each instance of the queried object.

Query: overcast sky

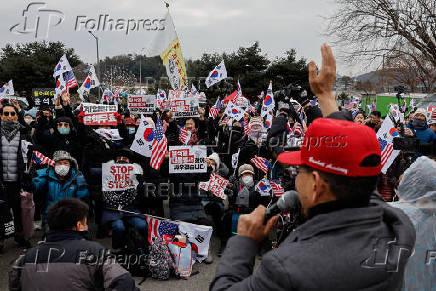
[1,0,364,76]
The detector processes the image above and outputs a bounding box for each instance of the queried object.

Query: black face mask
[412,118,427,129]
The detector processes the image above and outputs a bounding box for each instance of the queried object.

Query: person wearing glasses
[0,102,32,252]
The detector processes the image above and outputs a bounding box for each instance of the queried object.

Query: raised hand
[308,43,338,117]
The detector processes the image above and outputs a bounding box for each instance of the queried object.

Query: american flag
[271,181,284,197]
[237,80,242,97]
[209,106,219,119]
[242,120,250,135]
[209,98,222,119]
[145,216,179,244]
[379,138,394,169]
[250,156,270,174]
[150,117,168,170]
[370,101,376,111]
[292,122,304,136]
[344,100,354,110]
[65,71,78,88]
[179,127,191,145]
[31,151,55,167]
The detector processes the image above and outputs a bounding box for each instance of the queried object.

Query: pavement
[0,225,223,291]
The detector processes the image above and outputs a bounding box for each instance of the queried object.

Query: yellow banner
[160,38,187,90]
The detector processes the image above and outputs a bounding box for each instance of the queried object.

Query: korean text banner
[32,88,55,107]
[128,95,156,114]
[169,145,207,174]
[169,97,199,119]
[82,103,118,126]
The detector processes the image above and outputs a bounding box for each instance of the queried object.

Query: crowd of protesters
[1,43,435,290]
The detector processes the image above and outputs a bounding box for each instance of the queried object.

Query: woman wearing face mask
[32,150,89,233]
[407,110,436,143]
[201,152,230,258]
[231,164,269,214]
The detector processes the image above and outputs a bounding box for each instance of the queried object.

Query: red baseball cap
[278,118,381,177]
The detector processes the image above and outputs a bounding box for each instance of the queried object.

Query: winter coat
[32,167,89,217]
[0,122,28,186]
[390,156,436,291]
[1,134,20,182]
[211,193,415,291]
[33,116,82,165]
[169,171,209,222]
[9,230,138,291]
[407,124,436,143]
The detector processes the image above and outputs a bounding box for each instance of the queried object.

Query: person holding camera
[210,44,415,291]
[406,109,436,143]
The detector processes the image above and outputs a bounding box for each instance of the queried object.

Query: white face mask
[24,117,33,125]
[241,175,254,185]
[55,165,70,177]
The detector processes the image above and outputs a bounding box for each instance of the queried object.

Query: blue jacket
[33,167,89,216]
[407,122,436,143]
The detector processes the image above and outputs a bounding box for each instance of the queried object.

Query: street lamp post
[88,31,101,83]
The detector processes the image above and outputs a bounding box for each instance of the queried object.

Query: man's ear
[311,171,328,204]
[75,219,87,231]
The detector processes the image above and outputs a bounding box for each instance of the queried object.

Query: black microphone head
[277,190,300,212]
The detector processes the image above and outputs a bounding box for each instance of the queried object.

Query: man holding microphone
[210,44,415,291]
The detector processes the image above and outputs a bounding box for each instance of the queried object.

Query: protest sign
[204,173,229,199]
[130,115,154,157]
[169,96,199,119]
[102,162,139,191]
[168,90,186,99]
[235,97,250,108]
[82,103,118,126]
[128,95,156,114]
[169,145,207,174]
[32,88,55,107]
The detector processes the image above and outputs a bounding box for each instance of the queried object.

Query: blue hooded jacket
[33,167,89,216]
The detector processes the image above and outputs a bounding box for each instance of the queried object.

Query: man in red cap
[210,44,415,291]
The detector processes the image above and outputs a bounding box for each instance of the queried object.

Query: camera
[393,137,435,157]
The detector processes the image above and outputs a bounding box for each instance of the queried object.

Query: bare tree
[326,0,436,70]
[384,50,436,92]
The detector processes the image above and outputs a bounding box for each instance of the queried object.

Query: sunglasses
[3,111,16,117]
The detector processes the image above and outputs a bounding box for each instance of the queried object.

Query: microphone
[264,190,300,223]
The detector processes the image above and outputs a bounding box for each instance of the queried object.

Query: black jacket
[210,194,415,291]
[9,230,138,291]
